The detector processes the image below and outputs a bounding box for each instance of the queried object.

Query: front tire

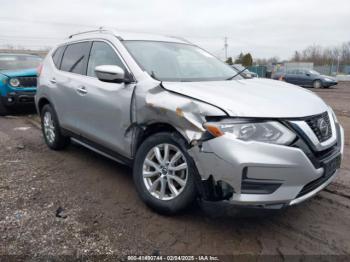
[40,104,70,150]
[133,132,197,214]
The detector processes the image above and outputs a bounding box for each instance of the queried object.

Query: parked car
[36,29,344,214]
[232,64,258,78]
[272,68,337,88]
[0,53,42,115]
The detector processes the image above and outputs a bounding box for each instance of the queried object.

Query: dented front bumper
[189,123,344,208]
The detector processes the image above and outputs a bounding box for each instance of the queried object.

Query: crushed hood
[162,78,328,118]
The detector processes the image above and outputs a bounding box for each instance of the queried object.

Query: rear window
[60,42,92,75]
[52,46,65,69]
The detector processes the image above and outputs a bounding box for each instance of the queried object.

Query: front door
[76,41,135,157]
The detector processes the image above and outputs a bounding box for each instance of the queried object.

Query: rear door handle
[76,86,88,95]
[50,78,56,84]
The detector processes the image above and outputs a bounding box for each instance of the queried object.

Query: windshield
[0,54,42,70]
[123,41,241,82]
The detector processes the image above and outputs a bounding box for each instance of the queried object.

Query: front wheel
[133,132,197,214]
[313,80,323,88]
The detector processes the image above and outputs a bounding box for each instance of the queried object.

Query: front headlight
[324,78,333,82]
[9,78,20,87]
[203,120,296,145]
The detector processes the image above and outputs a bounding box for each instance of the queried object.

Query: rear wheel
[40,104,70,150]
[313,80,323,88]
[133,132,197,214]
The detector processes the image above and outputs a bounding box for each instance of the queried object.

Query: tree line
[226,41,350,66]
[290,41,350,65]
[225,52,253,67]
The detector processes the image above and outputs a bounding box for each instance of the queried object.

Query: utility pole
[224,37,228,61]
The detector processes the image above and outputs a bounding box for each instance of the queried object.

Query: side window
[61,42,92,75]
[52,46,65,69]
[87,41,126,77]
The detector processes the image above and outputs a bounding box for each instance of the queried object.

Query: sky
[0,0,349,60]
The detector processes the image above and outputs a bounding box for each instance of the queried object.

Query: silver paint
[36,29,345,207]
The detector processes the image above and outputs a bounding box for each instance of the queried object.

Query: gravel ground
[1,82,350,259]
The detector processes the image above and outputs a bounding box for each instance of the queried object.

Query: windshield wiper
[226,67,248,80]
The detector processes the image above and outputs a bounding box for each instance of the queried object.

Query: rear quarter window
[60,42,92,75]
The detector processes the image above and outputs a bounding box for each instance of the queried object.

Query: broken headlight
[203,120,296,145]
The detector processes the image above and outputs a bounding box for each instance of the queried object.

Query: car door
[296,69,310,86]
[284,69,298,84]
[53,41,92,133]
[303,70,315,86]
[76,40,136,157]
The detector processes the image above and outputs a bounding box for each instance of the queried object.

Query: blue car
[0,53,42,115]
[272,68,338,88]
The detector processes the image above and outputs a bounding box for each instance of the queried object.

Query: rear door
[76,41,135,157]
[53,41,92,133]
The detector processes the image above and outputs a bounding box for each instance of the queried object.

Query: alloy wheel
[142,143,188,200]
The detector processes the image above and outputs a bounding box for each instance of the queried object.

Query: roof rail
[167,36,193,45]
[68,27,116,39]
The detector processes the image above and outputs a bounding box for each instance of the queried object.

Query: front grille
[306,112,332,142]
[17,76,37,87]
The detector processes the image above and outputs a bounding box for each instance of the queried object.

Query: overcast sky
[0,0,349,59]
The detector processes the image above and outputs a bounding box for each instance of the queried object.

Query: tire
[40,104,70,150]
[313,80,323,89]
[133,132,198,214]
[0,100,9,116]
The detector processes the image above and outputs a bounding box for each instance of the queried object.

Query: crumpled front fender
[133,82,226,142]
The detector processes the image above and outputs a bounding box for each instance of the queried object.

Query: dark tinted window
[61,42,92,75]
[87,41,125,77]
[52,46,65,69]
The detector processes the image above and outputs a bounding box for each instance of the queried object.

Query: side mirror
[95,65,129,83]
[306,73,310,76]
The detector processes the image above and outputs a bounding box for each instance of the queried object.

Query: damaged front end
[128,81,234,201]
[127,81,338,207]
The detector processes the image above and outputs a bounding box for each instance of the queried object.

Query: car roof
[63,29,192,45]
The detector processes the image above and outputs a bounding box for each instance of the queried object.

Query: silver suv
[36,29,344,214]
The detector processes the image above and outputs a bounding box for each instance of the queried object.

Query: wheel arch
[132,122,190,158]
[37,97,51,115]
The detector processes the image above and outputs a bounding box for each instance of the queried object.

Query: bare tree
[290,41,350,65]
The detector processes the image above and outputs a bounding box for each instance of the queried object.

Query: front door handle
[50,78,56,84]
[76,86,88,95]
